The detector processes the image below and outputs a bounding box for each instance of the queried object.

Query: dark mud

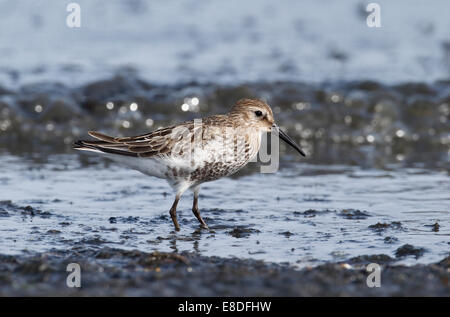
[0,246,448,296]
[368,221,404,233]
[395,244,427,259]
[0,200,53,218]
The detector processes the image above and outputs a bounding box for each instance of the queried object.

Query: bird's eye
[254,110,263,117]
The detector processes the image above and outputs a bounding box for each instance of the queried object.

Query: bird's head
[229,98,274,131]
[229,98,306,157]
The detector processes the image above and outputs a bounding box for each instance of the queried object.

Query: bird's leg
[192,187,208,229]
[169,194,181,231]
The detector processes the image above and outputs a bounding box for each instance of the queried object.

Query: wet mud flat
[0,246,448,296]
[1,76,449,296]
[1,154,449,266]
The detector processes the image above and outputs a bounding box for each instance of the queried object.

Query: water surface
[1,154,448,267]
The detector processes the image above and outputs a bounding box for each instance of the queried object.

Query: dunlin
[74,99,305,231]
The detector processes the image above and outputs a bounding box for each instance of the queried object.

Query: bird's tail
[74,131,138,157]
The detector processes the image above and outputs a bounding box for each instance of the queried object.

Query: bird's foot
[200,224,209,230]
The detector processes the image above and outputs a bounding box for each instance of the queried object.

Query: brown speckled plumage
[74,98,304,231]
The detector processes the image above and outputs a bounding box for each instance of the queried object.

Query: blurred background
[1,0,450,86]
[0,0,449,169]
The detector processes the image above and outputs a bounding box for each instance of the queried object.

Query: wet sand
[0,246,448,296]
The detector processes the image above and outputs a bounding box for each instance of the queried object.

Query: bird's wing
[74,121,195,158]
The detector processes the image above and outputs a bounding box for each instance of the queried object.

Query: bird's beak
[272,124,306,157]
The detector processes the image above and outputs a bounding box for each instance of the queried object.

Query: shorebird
[74,98,305,231]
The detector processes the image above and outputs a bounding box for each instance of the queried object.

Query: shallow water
[1,153,448,268]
